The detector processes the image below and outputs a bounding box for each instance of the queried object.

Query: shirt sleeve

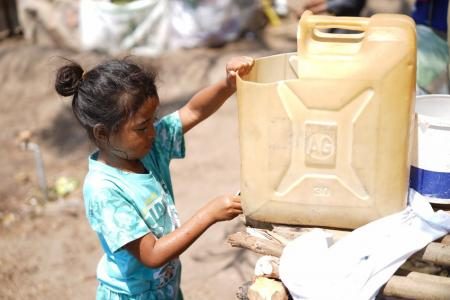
[86,186,150,253]
[154,111,185,162]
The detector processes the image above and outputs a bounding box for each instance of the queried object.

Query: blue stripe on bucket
[410,166,450,199]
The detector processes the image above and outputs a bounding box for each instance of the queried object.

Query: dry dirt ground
[0,17,299,299]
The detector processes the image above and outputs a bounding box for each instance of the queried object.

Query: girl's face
[108,97,159,160]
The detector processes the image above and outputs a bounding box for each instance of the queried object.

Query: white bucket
[410,94,450,204]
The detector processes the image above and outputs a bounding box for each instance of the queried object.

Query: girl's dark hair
[54,58,158,142]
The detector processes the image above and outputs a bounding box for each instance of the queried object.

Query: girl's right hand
[126,194,242,268]
[204,195,242,222]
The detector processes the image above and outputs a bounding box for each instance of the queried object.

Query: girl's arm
[178,56,254,133]
[124,194,241,268]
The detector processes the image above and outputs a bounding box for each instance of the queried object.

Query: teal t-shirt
[83,111,185,299]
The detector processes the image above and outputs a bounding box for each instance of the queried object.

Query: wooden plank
[247,277,288,300]
[413,242,450,267]
[227,232,284,257]
[440,234,450,245]
[406,272,450,286]
[383,275,450,300]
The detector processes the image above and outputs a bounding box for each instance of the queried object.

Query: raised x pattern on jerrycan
[236,11,417,229]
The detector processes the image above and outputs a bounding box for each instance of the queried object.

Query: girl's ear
[93,124,108,145]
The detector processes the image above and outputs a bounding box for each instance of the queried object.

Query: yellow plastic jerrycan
[236,11,416,229]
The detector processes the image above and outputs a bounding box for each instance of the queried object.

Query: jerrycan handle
[297,11,369,53]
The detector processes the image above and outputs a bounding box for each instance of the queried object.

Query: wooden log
[227,232,284,257]
[406,271,450,286]
[440,234,450,245]
[247,277,288,300]
[383,275,450,300]
[399,258,443,275]
[412,242,450,267]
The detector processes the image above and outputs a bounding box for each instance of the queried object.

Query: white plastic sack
[279,189,450,300]
[169,0,258,49]
[79,0,169,56]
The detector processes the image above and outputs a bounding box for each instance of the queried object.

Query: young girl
[54,56,254,299]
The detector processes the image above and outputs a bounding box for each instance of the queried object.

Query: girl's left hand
[226,56,254,89]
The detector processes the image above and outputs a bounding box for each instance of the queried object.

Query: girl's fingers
[243,56,254,66]
[228,70,238,80]
[240,57,254,71]
[231,206,243,214]
[228,56,254,75]
[232,203,242,211]
[231,197,242,209]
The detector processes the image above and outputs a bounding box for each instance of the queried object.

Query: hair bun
[55,63,84,97]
